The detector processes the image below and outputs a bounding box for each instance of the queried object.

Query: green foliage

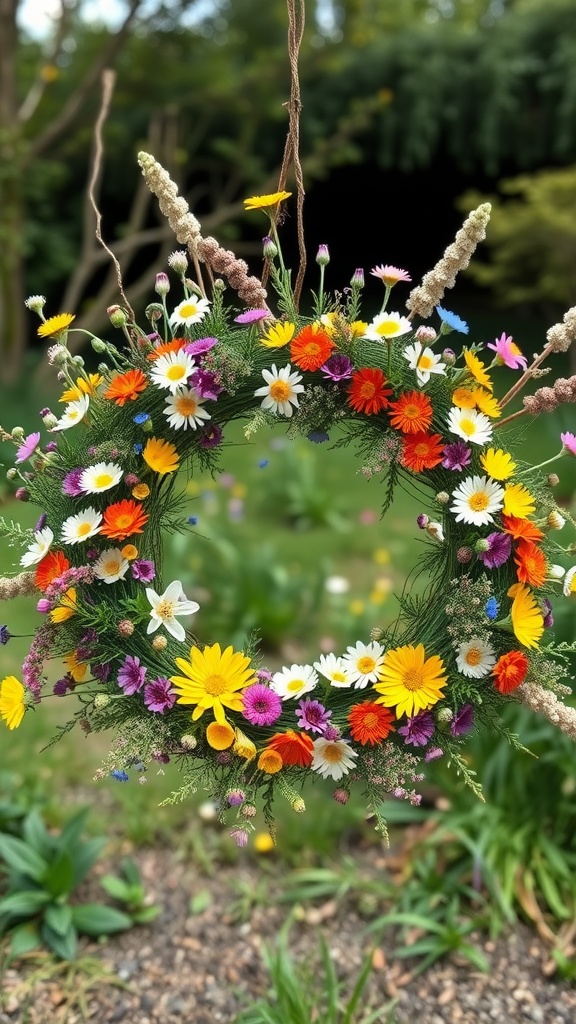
[255,444,350,532]
[100,857,161,924]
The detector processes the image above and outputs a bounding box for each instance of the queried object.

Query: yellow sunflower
[261,321,295,348]
[503,482,536,519]
[373,644,447,718]
[508,583,544,649]
[0,676,26,730]
[143,437,179,475]
[480,448,517,481]
[244,190,292,210]
[37,313,75,338]
[171,643,256,723]
[464,350,493,392]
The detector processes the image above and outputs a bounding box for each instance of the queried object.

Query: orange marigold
[257,748,283,774]
[492,650,529,694]
[401,432,444,473]
[501,515,544,543]
[101,499,149,540]
[34,550,70,592]
[290,325,335,372]
[266,730,314,767]
[388,390,433,435]
[514,540,547,588]
[348,701,395,746]
[104,368,148,406]
[348,367,393,415]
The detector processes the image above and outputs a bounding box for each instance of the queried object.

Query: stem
[318,264,325,313]
[380,284,392,314]
[498,342,554,409]
[270,221,287,275]
[494,408,528,430]
[519,449,564,475]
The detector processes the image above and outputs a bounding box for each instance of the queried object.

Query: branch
[18,0,77,123]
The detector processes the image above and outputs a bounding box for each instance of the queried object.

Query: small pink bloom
[561,431,576,457]
[370,264,411,286]
[486,332,527,370]
[15,432,41,464]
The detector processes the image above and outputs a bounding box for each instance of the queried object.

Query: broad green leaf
[0,834,48,882]
[0,890,51,919]
[120,857,141,887]
[59,808,90,850]
[130,906,161,924]
[41,921,78,961]
[189,889,212,914]
[71,903,132,936]
[9,923,41,958]
[100,874,131,901]
[43,851,75,898]
[23,810,52,858]
[70,836,106,887]
[45,903,73,936]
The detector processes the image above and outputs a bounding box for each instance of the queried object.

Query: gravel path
[1,846,575,1024]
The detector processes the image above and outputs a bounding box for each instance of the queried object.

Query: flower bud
[145,303,163,323]
[475,538,490,553]
[36,598,51,613]
[442,347,456,365]
[436,706,453,726]
[15,487,29,501]
[426,521,444,542]
[262,236,278,260]
[350,268,365,289]
[333,788,349,804]
[168,250,188,275]
[6,468,18,480]
[435,491,449,504]
[292,797,306,813]
[226,789,245,806]
[457,546,473,564]
[155,272,170,296]
[370,626,384,641]
[417,514,429,529]
[24,294,46,313]
[242,803,257,818]
[94,694,111,709]
[316,244,330,267]
[180,734,198,751]
[91,337,108,353]
[415,326,437,343]
[72,355,84,368]
[107,305,128,328]
[11,426,24,439]
[548,564,566,580]
[47,344,69,366]
[152,634,167,651]
[43,413,58,429]
[547,473,560,487]
[547,510,565,530]
[117,619,134,637]
[213,278,226,292]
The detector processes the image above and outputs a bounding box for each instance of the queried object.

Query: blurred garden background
[1,0,576,1019]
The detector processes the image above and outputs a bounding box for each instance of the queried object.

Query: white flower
[450,475,504,526]
[270,663,318,700]
[51,394,90,431]
[169,296,211,327]
[447,406,493,446]
[548,564,566,581]
[311,737,358,780]
[324,575,350,595]
[403,341,446,385]
[313,653,353,688]
[547,511,566,531]
[93,547,130,583]
[341,640,385,689]
[425,521,444,543]
[163,386,211,430]
[79,461,123,494]
[150,351,196,393]
[61,507,102,545]
[363,311,412,342]
[456,637,496,678]
[254,363,305,418]
[20,527,54,567]
[562,566,576,597]
[146,580,200,641]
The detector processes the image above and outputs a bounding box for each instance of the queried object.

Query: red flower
[388,390,434,434]
[348,702,395,746]
[35,550,70,592]
[348,368,393,415]
[290,325,335,372]
[492,651,529,694]
[401,432,444,472]
[502,515,544,543]
[266,730,314,767]
[514,540,547,588]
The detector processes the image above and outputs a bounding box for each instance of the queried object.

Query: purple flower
[36,598,52,614]
[323,724,341,741]
[256,668,272,682]
[242,683,282,727]
[478,532,512,569]
[76,629,98,661]
[185,336,219,355]
[111,770,130,782]
[227,789,245,806]
[62,467,84,496]
[296,698,332,735]
[199,424,223,449]
[442,442,472,472]
[450,704,475,737]
[425,746,444,762]
[229,827,249,847]
[53,675,74,696]
[45,441,57,453]
[131,559,156,583]
[144,677,176,713]
[398,710,435,747]
[0,625,11,645]
[34,513,47,532]
[117,655,147,695]
[307,431,329,444]
[417,514,429,529]
[15,432,41,464]
[189,368,223,400]
[234,309,270,324]
[541,597,554,629]
[321,354,353,381]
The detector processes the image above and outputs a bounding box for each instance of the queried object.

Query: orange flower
[348,368,393,415]
[492,650,529,694]
[104,369,148,406]
[514,540,547,588]
[388,390,433,435]
[290,325,335,371]
[34,550,70,592]
[266,730,314,767]
[257,749,283,774]
[121,544,138,560]
[348,702,395,746]
[401,432,444,473]
[101,499,149,540]
[501,515,544,543]
[146,338,188,361]
[206,720,235,750]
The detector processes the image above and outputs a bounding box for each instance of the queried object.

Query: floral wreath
[1,154,576,844]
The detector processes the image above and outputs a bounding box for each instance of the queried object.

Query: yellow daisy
[373,644,447,719]
[452,387,476,409]
[503,482,536,519]
[480,448,517,481]
[64,652,88,682]
[143,437,179,475]
[464,350,493,392]
[471,388,501,418]
[508,583,544,649]
[0,676,26,730]
[244,190,292,210]
[171,643,256,723]
[59,374,103,402]
[260,321,295,348]
[37,313,75,338]
[50,588,78,624]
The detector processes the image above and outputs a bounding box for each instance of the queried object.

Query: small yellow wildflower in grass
[254,832,275,853]
[373,548,390,565]
[243,190,292,210]
[143,437,179,475]
[503,482,536,519]
[464,349,493,391]
[508,583,544,649]
[349,599,365,617]
[480,448,517,481]
[260,321,295,348]
[37,313,75,338]
[374,643,447,718]
[0,676,25,730]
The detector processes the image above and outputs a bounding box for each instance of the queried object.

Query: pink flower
[15,432,41,464]
[561,431,576,457]
[234,309,271,324]
[370,264,411,286]
[486,333,527,370]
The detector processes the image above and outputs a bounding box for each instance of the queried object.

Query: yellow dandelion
[143,437,179,476]
[171,643,256,723]
[480,448,517,481]
[464,349,493,392]
[374,644,447,719]
[471,388,501,418]
[508,583,544,649]
[260,321,295,348]
[243,190,292,210]
[37,313,75,338]
[503,482,536,519]
[452,387,476,409]
[0,676,26,730]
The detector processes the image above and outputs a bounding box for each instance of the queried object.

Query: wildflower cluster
[1,175,575,844]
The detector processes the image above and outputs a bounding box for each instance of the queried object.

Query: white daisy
[51,394,90,431]
[341,640,385,689]
[20,527,54,567]
[169,296,211,327]
[456,637,496,679]
[311,737,358,780]
[403,341,446,385]
[163,386,211,430]
[450,475,504,527]
[60,507,102,545]
[548,564,566,581]
[313,653,353,688]
[562,566,576,597]
[447,406,493,446]
[146,580,200,641]
[79,461,123,495]
[150,351,196,394]
[363,311,412,342]
[270,663,318,700]
[93,547,130,584]
[254,363,305,418]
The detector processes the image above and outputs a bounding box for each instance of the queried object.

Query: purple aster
[296,698,332,735]
[323,724,341,741]
[53,675,74,696]
[45,441,57,453]
[198,423,223,449]
[15,432,41,464]
[242,683,282,727]
[131,559,156,583]
[144,677,176,713]
[442,442,472,472]
[234,309,271,325]
[0,625,11,645]
[62,467,84,496]
[189,368,223,400]
[34,513,47,532]
[450,704,475,737]
[478,532,512,569]
[321,353,353,381]
[541,597,554,629]
[398,710,435,747]
[117,655,147,695]
[185,336,219,356]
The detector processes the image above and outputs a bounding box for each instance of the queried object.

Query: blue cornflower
[0,625,11,645]
[133,412,150,425]
[133,443,143,454]
[258,459,269,469]
[187,515,198,526]
[436,305,469,335]
[485,597,499,621]
[111,770,130,782]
